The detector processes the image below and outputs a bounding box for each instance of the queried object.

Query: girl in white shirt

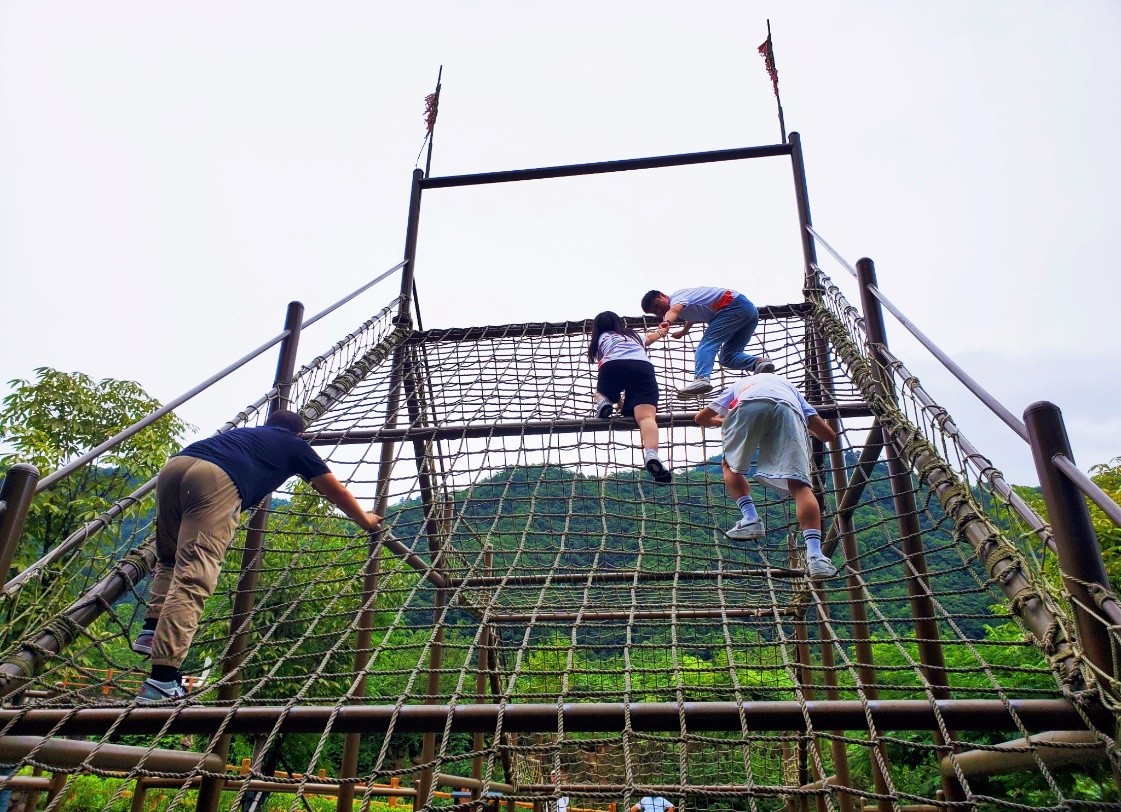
[587,311,672,483]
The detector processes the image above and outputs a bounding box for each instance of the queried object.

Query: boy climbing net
[694,373,838,578]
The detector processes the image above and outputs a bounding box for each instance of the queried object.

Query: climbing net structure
[2,144,1120,812]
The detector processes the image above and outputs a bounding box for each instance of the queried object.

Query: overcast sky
[1,2,1118,486]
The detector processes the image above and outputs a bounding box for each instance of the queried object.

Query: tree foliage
[0,367,191,571]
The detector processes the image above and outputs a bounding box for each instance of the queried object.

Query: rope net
[1,271,1118,811]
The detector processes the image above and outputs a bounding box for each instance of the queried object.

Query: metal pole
[1024,400,1116,691]
[471,546,493,797]
[400,350,449,809]
[336,535,381,812]
[0,698,1103,736]
[398,169,425,327]
[787,133,818,288]
[419,144,791,190]
[197,301,305,812]
[0,464,40,588]
[856,258,962,803]
[339,169,427,801]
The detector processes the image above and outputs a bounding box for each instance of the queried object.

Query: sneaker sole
[644,459,673,484]
[677,386,713,399]
[131,643,152,656]
[725,529,765,540]
[808,562,838,579]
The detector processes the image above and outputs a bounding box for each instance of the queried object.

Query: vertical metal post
[471,546,493,798]
[856,258,963,802]
[416,587,447,808]
[197,302,304,812]
[0,464,40,589]
[397,169,426,327]
[343,169,430,799]
[403,351,448,810]
[787,132,818,289]
[336,536,381,812]
[1024,401,1116,686]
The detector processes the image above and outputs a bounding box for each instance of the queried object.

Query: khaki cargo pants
[147,455,242,668]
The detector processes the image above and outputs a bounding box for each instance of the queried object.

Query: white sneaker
[753,357,776,374]
[806,554,837,579]
[677,377,713,398]
[595,399,614,419]
[725,517,765,540]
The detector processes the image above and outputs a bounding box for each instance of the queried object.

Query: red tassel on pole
[757,21,787,143]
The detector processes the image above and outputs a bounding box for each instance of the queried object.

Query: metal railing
[0,259,407,589]
[808,225,1121,529]
[808,226,1121,701]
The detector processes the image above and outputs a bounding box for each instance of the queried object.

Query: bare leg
[722,459,751,499]
[633,404,659,453]
[788,480,821,531]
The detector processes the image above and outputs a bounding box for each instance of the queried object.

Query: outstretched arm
[694,406,724,428]
[670,321,693,339]
[807,414,836,443]
[643,326,669,346]
[310,472,383,532]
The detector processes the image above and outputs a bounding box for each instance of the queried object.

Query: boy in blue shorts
[694,373,838,578]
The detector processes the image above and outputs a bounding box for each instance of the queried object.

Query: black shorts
[596,359,659,416]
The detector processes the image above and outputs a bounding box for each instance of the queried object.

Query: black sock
[151,665,180,683]
[142,617,158,631]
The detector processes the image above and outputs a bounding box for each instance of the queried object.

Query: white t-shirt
[707,373,817,421]
[669,286,737,322]
[556,797,568,812]
[595,332,650,366]
[635,797,674,812]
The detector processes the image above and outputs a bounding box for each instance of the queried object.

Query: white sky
[1,2,1118,486]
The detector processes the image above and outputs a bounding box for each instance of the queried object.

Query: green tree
[0,367,191,569]
[1014,457,1121,591]
[0,368,191,647]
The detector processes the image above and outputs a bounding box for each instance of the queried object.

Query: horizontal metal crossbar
[0,700,1102,736]
[419,144,793,190]
[486,605,788,623]
[309,405,871,447]
[451,567,802,589]
[405,305,810,343]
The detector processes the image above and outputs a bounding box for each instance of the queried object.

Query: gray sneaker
[137,677,186,702]
[677,377,713,398]
[725,517,766,540]
[131,629,154,656]
[753,357,776,374]
[806,554,837,579]
[595,399,614,419]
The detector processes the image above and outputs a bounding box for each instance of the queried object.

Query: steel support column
[1024,401,1117,696]
[198,301,304,812]
[0,464,39,590]
[856,258,963,804]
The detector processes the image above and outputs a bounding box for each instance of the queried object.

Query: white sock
[643,448,659,462]
[736,496,758,522]
[802,529,823,558]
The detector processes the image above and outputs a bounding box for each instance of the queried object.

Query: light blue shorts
[723,399,811,493]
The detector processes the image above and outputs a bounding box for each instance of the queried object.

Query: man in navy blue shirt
[134,409,381,701]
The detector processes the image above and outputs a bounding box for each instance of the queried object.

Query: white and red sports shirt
[595,332,650,366]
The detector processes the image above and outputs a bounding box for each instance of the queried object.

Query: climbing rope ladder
[1,138,1120,812]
